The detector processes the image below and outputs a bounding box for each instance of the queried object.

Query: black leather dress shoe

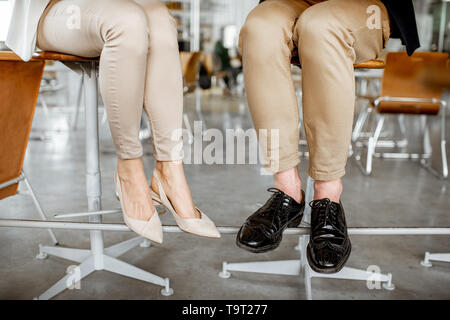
[307,198,351,274]
[236,188,305,253]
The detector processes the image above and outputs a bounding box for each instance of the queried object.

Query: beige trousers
[239,0,390,180]
[37,0,184,161]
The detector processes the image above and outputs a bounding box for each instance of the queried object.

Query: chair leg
[72,75,83,131]
[22,173,58,245]
[37,244,90,263]
[36,255,95,300]
[219,260,301,277]
[421,105,448,179]
[102,255,173,296]
[352,104,370,142]
[421,252,450,267]
[139,113,152,141]
[365,115,385,175]
[104,236,146,258]
[422,116,432,156]
[397,114,407,143]
[440,106,448,178]
[40,94,50,121]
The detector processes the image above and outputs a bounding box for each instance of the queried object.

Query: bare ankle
[156,160,182,167]
[314,179,343,202]
[155,160,183,177]
[117,158,145,177]
[274,167,302,203]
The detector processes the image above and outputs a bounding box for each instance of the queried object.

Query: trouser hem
[116,150,143,160]
[154,155,185,162]
[263,153,301,174]
[308,168,345,181]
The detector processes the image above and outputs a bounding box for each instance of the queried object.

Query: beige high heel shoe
[151,170,221,238]
[115,173,163,244]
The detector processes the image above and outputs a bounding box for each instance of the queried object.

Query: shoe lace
[252,188,291,238]
[267,187,291,211]
[309,199,345,240]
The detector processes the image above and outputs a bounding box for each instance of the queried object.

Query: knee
[103,3,149,55]
[140,2,178,50]
[240,15,287,59]
[295,7,340,47]
[297,10,329,40]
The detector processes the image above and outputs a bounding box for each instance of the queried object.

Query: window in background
[223,25,237,49]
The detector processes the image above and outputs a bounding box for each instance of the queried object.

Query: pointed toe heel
[115,173,163,244]
[151,170,221,239]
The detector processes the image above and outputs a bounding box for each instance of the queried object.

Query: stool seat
[0,51,99,62]
[291,55,385,69]
[0,51,385,68]
[353,59,385,69]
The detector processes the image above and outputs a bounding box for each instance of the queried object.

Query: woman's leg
[37,0,155,220]
[136,0,200,219]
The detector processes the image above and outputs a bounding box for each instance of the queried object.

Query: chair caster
[421,260,432,267]
[219,262,231,279]
[161,287,174,297]
[382,274,395,291]
[36,244,48,260]
[36,252,48,260]
[382,282,395,291]
[420,252,432,267]
[140,239,151,248]
[160,278,174,296]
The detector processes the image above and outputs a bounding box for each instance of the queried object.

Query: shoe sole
[306,240,352,274]
[236,211,304,254]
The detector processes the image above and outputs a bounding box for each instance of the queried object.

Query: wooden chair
[201,52,238,91]
[0,51,57,244]
[200,52,214,77]
[355,52,449,178]
[0,51,173,299]
[291,54,385,69]
[180,51,203,94]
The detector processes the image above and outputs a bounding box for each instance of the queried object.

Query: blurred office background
[0,0,449,300]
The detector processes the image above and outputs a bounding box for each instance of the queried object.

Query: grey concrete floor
[1,89,450,300]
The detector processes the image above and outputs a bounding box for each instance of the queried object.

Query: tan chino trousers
[37,0,184,161]
[239,0,390,180]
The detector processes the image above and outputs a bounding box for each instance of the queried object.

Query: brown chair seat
[0,51,99,62]
[377,52,449,115]
[377,100,442,115]
[0,50,98,199]
[291,55,385,69]
[180,51,203,94]
[353,59,386,69]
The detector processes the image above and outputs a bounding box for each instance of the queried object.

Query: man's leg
[295,0,389,197]
[293,0,390,272]
[236,0,309,253]
[239,0,309,202]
